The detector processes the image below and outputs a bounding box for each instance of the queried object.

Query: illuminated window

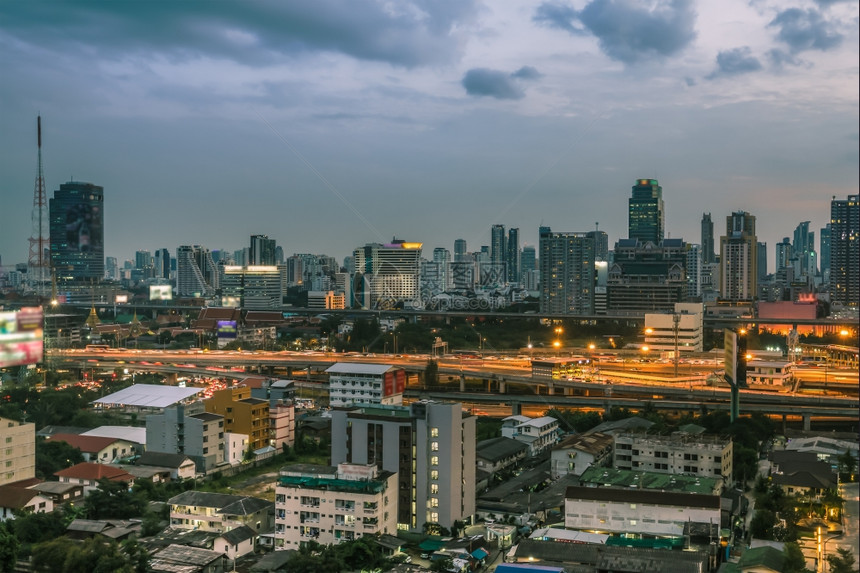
[431,428,439,438]
[430,470,439,480]
[431,456,439,466]
[431,441,439,451]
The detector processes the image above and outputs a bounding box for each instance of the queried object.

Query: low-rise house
[66,518,141,541]
[550,432,613,479]
[501,416,560,456]
[27,481,85,505]
[54,462,135,493]
[214,525,257,562]
[770,451,837,498]
[150,544,226,573]
[476,437,529,476]
[719,545,785,572]
[0,485,53,521]
[46,433,138,464]
[168,490,274,533]
[136,451,197,480]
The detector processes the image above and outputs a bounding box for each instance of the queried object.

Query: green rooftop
[278,475,389,494]
[579,466,721,495]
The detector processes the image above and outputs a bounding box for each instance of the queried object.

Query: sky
[0,0,857,274]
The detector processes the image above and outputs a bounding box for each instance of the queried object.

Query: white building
[220,265,283,309]
[307,290,345,310]
[746,360,794,386]
[643,302,704,355]
[326,363,405,407]
[613,432,733,481]
[501,415,560,456]
[274,463,397,549]
[331,401,475,533]
[352,240,422,309]
[550,432,613,479]
[564,486,721,537]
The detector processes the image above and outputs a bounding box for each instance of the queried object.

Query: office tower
[453,239,467,262]
[49,181,105,283]
[433,247,451,290]
[331,402,476,533]
[352,240,422,309]
[420,260,446,298]
[628,179,664,244]
[274,245,284,265]
[105,256,118,281]
[135,250,152,271]
[506,228,520,283]
[286,255,304,286]
[220,265,283,309]
[250,234,276,266]
[608,238,688,314]
[701,213,715,265]
[792,221,816,279]
[830,195,859,307]
[776,237,792,271]
[154,248,171,280]
[539,227,595,315]
[820,224,831,281]
[756,242,768,282]
[720,211,757,302]
[521,245,536,274]
[490,225,506,267]
[587,229,609,262]
[686,244,701,299]
[176,245,218,297]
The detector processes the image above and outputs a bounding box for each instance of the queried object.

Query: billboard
[0,307,44,368]
[149,285,173,301]
[115,294,128,304]
[383,369,406,396]
[217,320,238,339]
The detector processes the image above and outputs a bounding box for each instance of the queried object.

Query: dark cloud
[0,0,479,67]
[767,49,803,68]
[533,2,586,34]
[511,66,543,80]
[769,8,843,53]
[534,0,696,64]
[462,69,525,100]
[706,47,763,79]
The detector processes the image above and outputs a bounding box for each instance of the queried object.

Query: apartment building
[613,432,733,482]
[550,432,613,479]
[500,415,560,456]
[326,363,406,408]
[0,417,35,486]
[205,387,269,452]
[146,404,225,472]
[168,490,274,533]
[331,401,475,533]
[274,463,397,549]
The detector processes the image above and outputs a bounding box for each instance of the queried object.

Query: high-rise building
[176,245,218,297]
[756,242,768,282]
[820,224,831,281]
[628,179,664,244]
[792,221,816,279]
[250,234,277,266]
[453,239,467,262]
[521,245,536,273]
[331,401,475,532]
[352,240,422,309]
[686,244,701,299]
[105,256,118,281]
[775,237,792,271]
[433,247,451,290]
[539,227,595,315]
[49,181,105,283]
[490,225,506,268]
[830,195,859,307]
[220,265,283,309]
[587,230,609,262]
[720,211,757,302]
[154,248,171,280]
[607,238,688,314]
[506,228,520,283]
[701,213,715,265]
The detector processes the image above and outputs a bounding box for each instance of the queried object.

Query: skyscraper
[250,234,276,266]
[820,224,831,281]
[792,221,816,279]
[587,230,609,262]
[490,224,506,266]
[756,241,768,282]
[720,211,757,302]
[352,239,422,309]
[539,227,595,315]
[628,179,664,244]
[453,239,467,262]
[176,245,218,297]
[506,227,519,283]
[49,181,104,283]
[701,213,715,264]
[830,195,859,307]
[775,237,792,271]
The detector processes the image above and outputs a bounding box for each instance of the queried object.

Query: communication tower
[27,115,51,297]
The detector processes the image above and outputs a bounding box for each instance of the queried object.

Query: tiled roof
[168,490,272,515]
[137,451,194,469]
[0,485,42,509]
[54,462,134,482]
[47,433,121,453]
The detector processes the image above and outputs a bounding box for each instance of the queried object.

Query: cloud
[511,66,543,80]
[706,47,763,79]
[766,49,803,69]
[462,68,527,100]
[533,0,696,64]
[0,0,480,67]
[533,2,586,35]
[769,8,843,53]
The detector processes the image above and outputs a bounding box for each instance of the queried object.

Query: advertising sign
[149,285,173,301]
[217,320,238,339]
[0,307,44,368]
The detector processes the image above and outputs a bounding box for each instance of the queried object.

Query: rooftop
[579,466,722,495]
[565,485,721,509]
[278,471,393,494]
[92,384,203,408]
[326,362,397,375]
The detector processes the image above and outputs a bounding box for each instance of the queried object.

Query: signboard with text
[0,307,44,368]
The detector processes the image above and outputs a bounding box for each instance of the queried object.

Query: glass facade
[49,181,104,282]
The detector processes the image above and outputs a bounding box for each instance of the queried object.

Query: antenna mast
[28,115,50,297]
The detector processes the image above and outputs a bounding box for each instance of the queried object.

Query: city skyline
[1,1,857,268]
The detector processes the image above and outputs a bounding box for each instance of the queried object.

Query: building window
[431,441,439,452]
[431,428,439,438]
[430,470,439,480]
[430,456,438,466]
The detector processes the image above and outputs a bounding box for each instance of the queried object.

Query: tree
[35,438,84,479]
[826,548,859,573]
[783,542,811,573]
[749,509,776,539]
[9,508,67,546]
[425,359,439,386]
[0,522,19,573]
[84,478,146,520]
[838,450,857,482]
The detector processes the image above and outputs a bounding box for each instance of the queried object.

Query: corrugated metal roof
[92,384,203,408]
[326,362,396,375]
[82,425,147,444]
